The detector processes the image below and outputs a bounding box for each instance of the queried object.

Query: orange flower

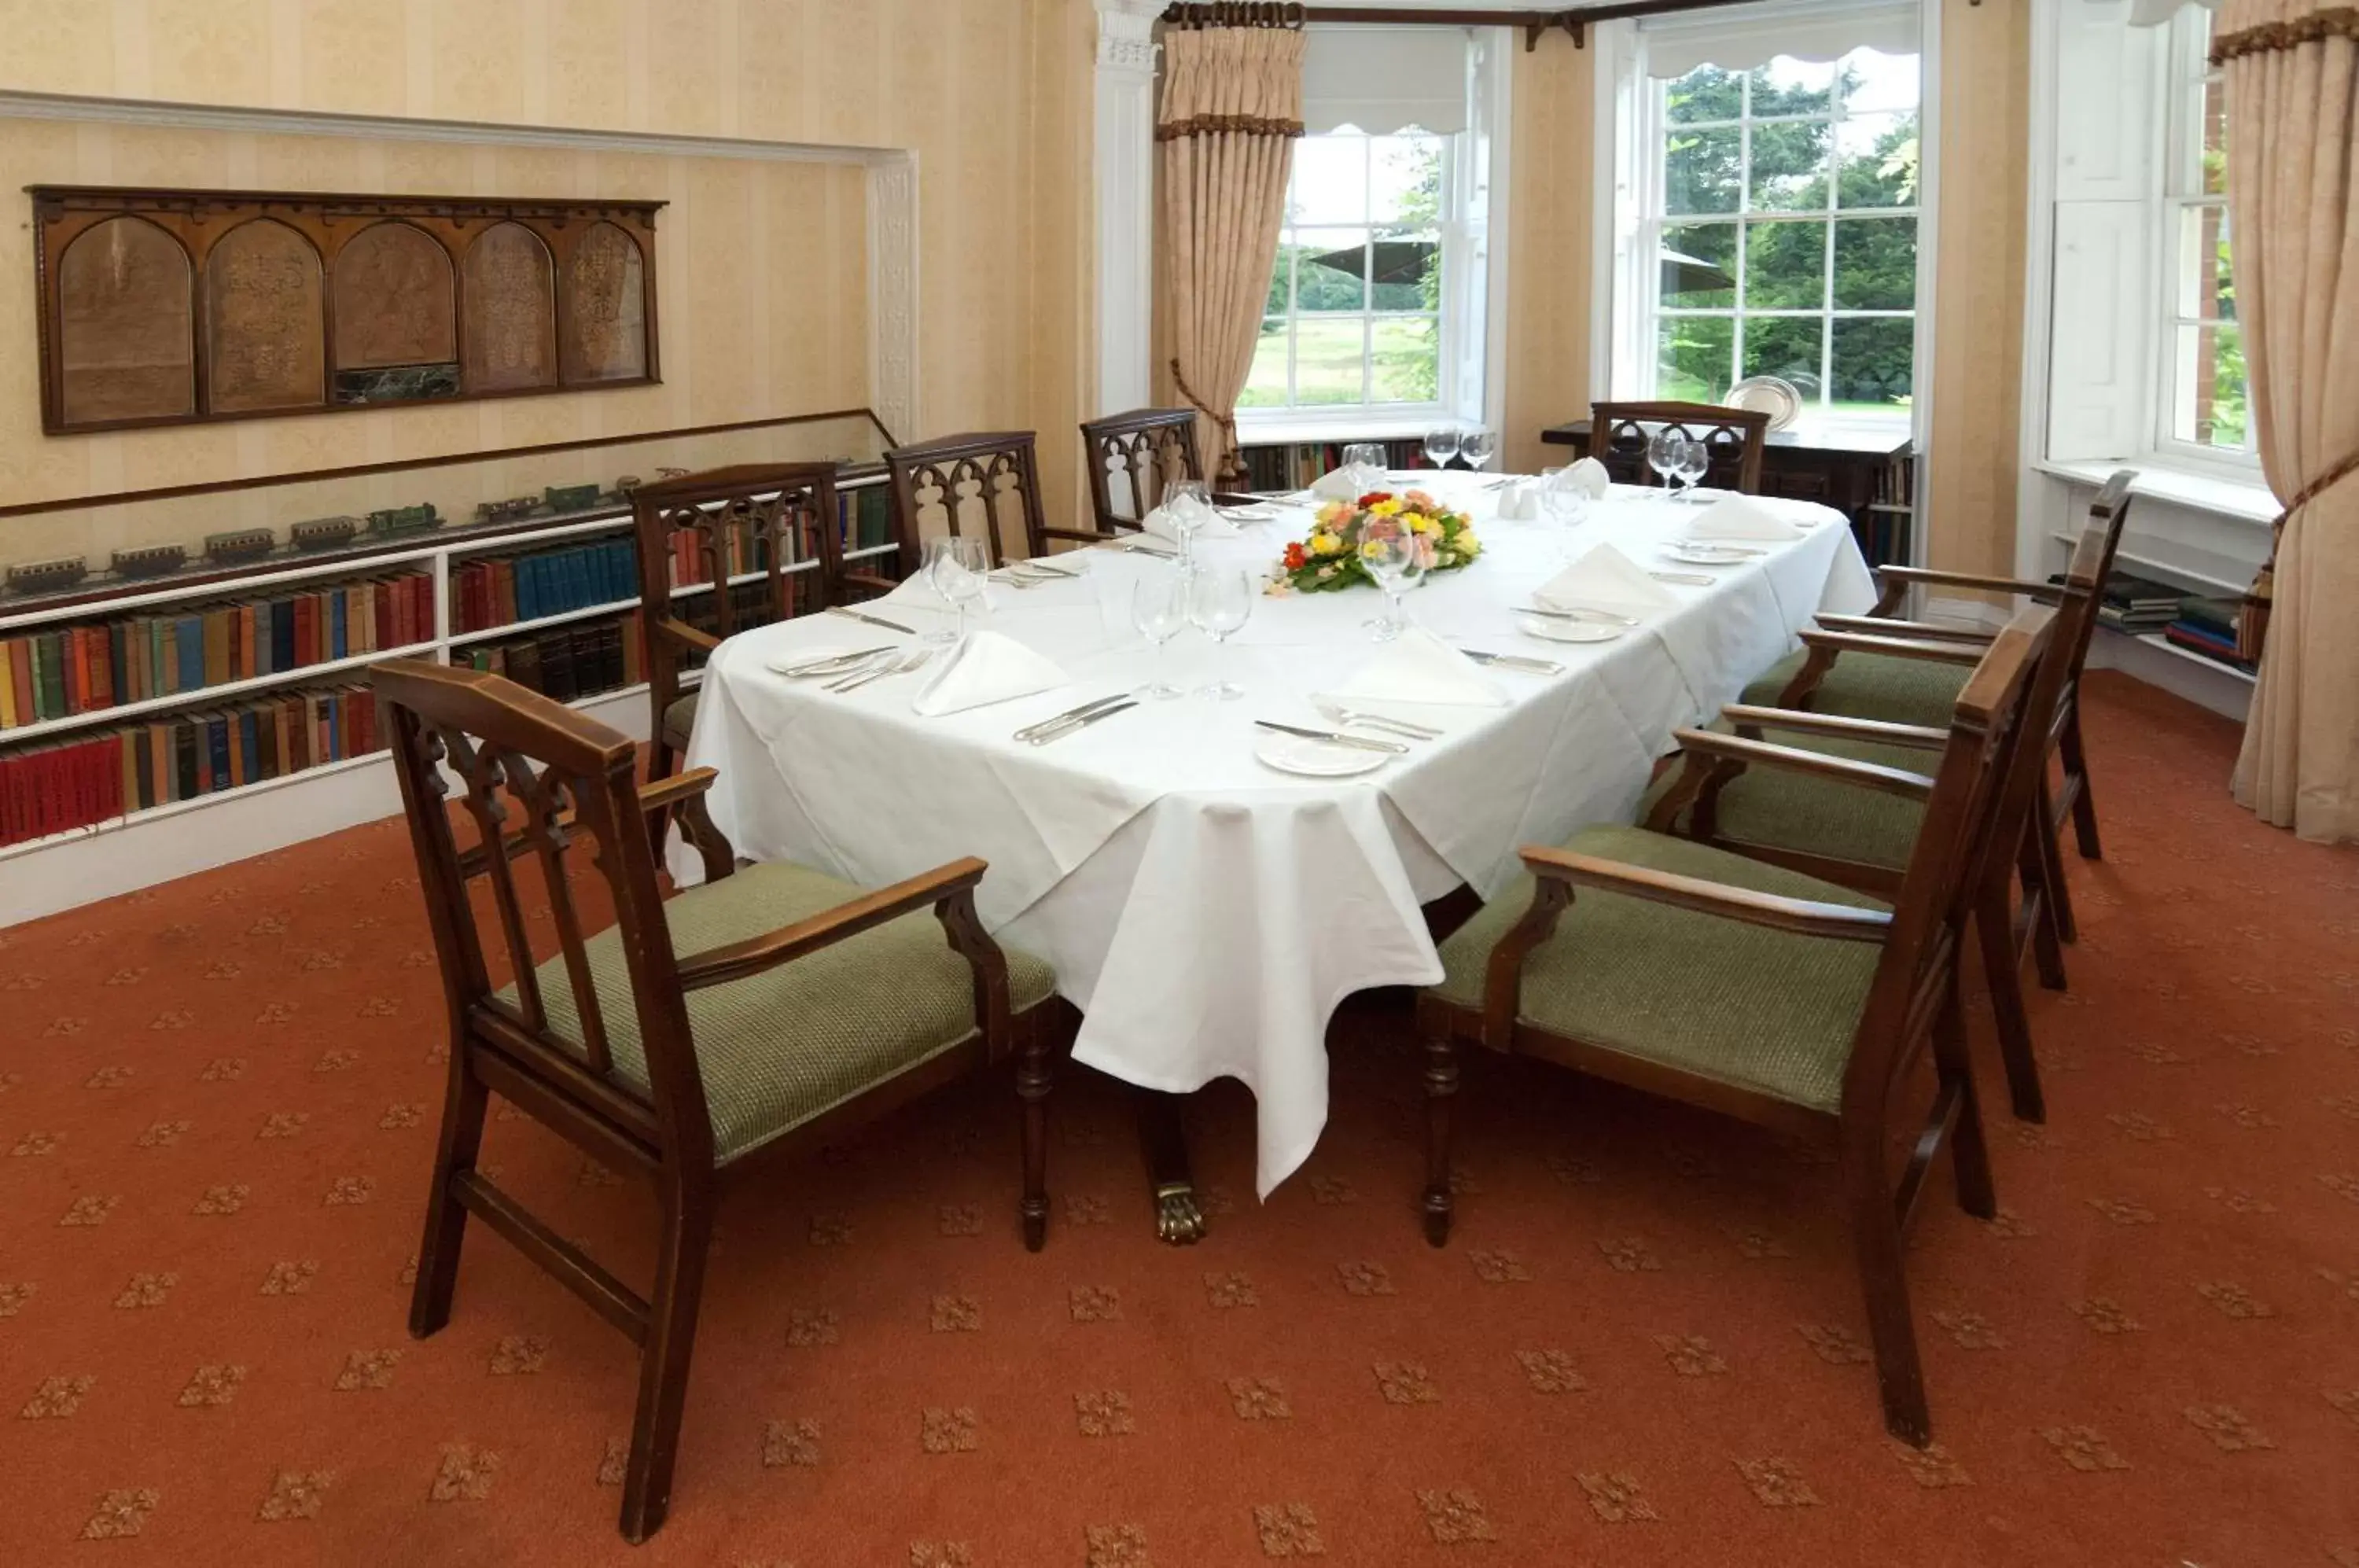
[1283,542,1308,571]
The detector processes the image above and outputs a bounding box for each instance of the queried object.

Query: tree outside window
[2163,11,2250,456]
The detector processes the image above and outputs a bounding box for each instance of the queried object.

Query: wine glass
[929,535,991,642]
[917,536,967,642]
[1187,566,1253,701]
[1458,428,1496,470]
[1538,466,1590,545]
[1341,442,1386,492]
[1130,572,1187,701]
[1422,427,1461,469]
[1646,431,1687,515]
[1361,527,1428,642]
[1164,479,1212,568]
[1675,437,1710,502]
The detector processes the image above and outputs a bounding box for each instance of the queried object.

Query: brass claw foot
[1154,1182,1206,1245]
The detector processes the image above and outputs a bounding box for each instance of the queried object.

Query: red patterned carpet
[1,672,2354,1566]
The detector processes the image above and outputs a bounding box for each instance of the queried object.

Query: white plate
[1517,614,1624,644]
[1254,734,1390,777]
[1662,543,1758,566]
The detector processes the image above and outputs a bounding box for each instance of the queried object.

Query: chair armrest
[653,616,722,656]
[639,767,735,882]
[636,766,717,818]
[1796,628,1988,667]
[675,856,990,991]
[1718,704,1950,751]
[1520,845,1893,943]
[1872,565,2059,615]
[1814,613,1997,646]
[840,570,900,599]
[1672,728,1938,801]
[1041,525,1122,545]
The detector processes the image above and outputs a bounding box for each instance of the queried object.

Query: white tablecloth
[675,476,1875,1195]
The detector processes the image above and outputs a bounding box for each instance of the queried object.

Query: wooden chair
[1415,605,2057,1448]
[375,659,1058,1543]
[631,463,843,787]
[1745,471,2137,943]
[881,432,1055,572]
[1590,399,1771,493]
[1079,408,1203,538]
[1642,521,2103,1122]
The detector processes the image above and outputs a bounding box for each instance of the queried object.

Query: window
[1642,46,1921,421]
[2158,8,2251,459]
[1242,130,1448,414]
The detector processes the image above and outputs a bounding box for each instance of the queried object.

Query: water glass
[1422,427,1461,469]
[1164,479,1213,568]
[1458,428,1496,469]
[1341,442,1386,491]
[917,536,966,642]
[928,535,991,641]
[1361,529,1427,642]
[1538,466,1589,539]
[1187,566,1254,701]
[1130,572,1188,701]
[1675,437,1710,501]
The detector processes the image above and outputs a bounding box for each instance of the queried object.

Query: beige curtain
[1159,22,1306,484]
[2219,0,2359,844]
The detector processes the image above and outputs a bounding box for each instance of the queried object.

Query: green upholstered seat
[1644,725,1935,874]
[1741,646,1971,731]
[661,692,699,749]
[1431,825,1887,1113]
[509,862,1058,1165]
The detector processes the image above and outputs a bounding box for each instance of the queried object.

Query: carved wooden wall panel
[30,186,663,434]
[55,215,196,426]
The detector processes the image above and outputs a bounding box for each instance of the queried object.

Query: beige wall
[1500,37,1597,478]
[0,0,1096,548]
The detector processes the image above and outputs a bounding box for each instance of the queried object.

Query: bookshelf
[0,411,901,925]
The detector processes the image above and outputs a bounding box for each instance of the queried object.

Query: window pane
[1294,229,1368,312]
[2175,205,2235,320]
[1748,57,1835,117]
[1371,137,1443,225]
[1239,318,1289,409]
[1665,65,1743,124]
[1290,135,1368,225]
[2173,322,2249,447]
[1371,316,1440,403]
[2202,73,2228,195]
[1665,124,1743,215]
[1661,223,1737,307]
[1830,317,1914,411]
[1831,216,1916,309]
[1838,48,1920,114]
[1264,244,1292,316]
[1370,234,1440,311]
[1743,315,1824,399]
[1835,113,1919,208]
[1293,315,1367,405]
[1657,315,1734,402]
[1745,218,1826,307]
[1749,121,1831,210]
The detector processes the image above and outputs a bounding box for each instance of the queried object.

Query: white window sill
[2033,456,2277,526]
[1237,409,1453,446]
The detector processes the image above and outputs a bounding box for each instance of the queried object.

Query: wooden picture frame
[29,186,664,435]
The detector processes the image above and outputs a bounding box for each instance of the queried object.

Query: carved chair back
[377,657,713,1169]
[1836,605,2055,1121]
[1590,400,1771,493]
[885,432,1047,569]
[2059,471,2136,695]
[1080,408,1204,534]
[630,462,841,756]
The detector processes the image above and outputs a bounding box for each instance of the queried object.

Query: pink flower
[1414,535,1441,570]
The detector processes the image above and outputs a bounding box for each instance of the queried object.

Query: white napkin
[910,630,1069,716]
[1496,480,1542,521]
[1329,626,1507,709]
[1536,543,1680,618]
[1684,495,1803,541]
[1560,457,1611,499]
[1140,504,1240,544]
[1308,466,1365,502]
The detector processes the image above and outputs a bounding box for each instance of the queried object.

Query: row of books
[1235,440,1451,494]
[2095,573,2186,633]
[455,613,645,705]
[1,573,435,731]
[2163,596,2256,672]
[452,538,638,634]
[0,683,382,848]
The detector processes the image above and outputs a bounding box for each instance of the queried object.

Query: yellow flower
[1360,539,1388,561]
[1311,532,1342,556]
[1368,498,1404,517]
[1455,530,1480,554]
[1410,513,1440,536]
[1316,502,1349,527]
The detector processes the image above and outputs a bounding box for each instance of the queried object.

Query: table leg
[1135,1089,1205,1245]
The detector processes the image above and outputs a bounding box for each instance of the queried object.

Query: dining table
[670,471,1877,1241]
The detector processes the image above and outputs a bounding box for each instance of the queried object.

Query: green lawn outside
[1240,315,1440,409]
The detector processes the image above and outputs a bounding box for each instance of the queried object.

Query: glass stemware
[1674,437,1710,502]
[1341,442,1386,493]
[1163,479,1212,569]
[1130,572,1187,701]
[1187,566,1253,701]
[1457,428,1496,470]
[1538,466,1590,550]
[1422,427,1461,469]
[1361,528,1428,642]
[929,534,991,641]
[917,536,966,642]
[1646,431,1686,515]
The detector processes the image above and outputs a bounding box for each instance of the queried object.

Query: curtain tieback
[1171,358,1235,442]
[2236,450,2359,661]
[2276,449,2359,530]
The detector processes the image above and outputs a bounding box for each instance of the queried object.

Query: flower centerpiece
[1274,489,1481,594]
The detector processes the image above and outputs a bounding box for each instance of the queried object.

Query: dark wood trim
[1156,2,1976,52]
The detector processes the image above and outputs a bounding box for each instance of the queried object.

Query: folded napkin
[1329,626,1507,709]
[1559,457,1610,500]
[1536,543,1679,618]
[910,630,1069,717]
[1684,495,1803,541]
[1140,504,1240,545]
[1308,466,1367,502]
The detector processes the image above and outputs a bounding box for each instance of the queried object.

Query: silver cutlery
[1253,720,1409,756]
[816,650,900,690]
[825,605,917,635]
[777,645,892,677]
[1460,649,1564,675]
[1649,570,1716,587]
[1014,556,1081,577]
[1313,702,1441,740]
[829,648,933,693]
[1515,604,1640,626]
[1025,701,1139,745]
[1013,693,1137,742]
[1673,543,1768,557]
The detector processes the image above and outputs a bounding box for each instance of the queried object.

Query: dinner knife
[1025,701,1139,745]
[775,644,892,676]
[1460,650,1565,675]
[1252,720,1409,756]
[1013,556,1081,576]
[1013,693,1135,742]
[825,605,918,635]
[1516,604,1640,626]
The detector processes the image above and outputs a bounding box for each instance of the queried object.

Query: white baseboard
[0,685,650,929]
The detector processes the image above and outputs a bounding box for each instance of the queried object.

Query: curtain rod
[1159,0,1974,50]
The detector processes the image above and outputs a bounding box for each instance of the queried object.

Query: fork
[829,648,932,693]
[1318,705,1441,741]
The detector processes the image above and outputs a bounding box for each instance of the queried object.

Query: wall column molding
[1093,0,1161,416]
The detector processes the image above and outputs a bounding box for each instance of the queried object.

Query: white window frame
[1235,26,1509,443]
[2151,7,2256,472]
